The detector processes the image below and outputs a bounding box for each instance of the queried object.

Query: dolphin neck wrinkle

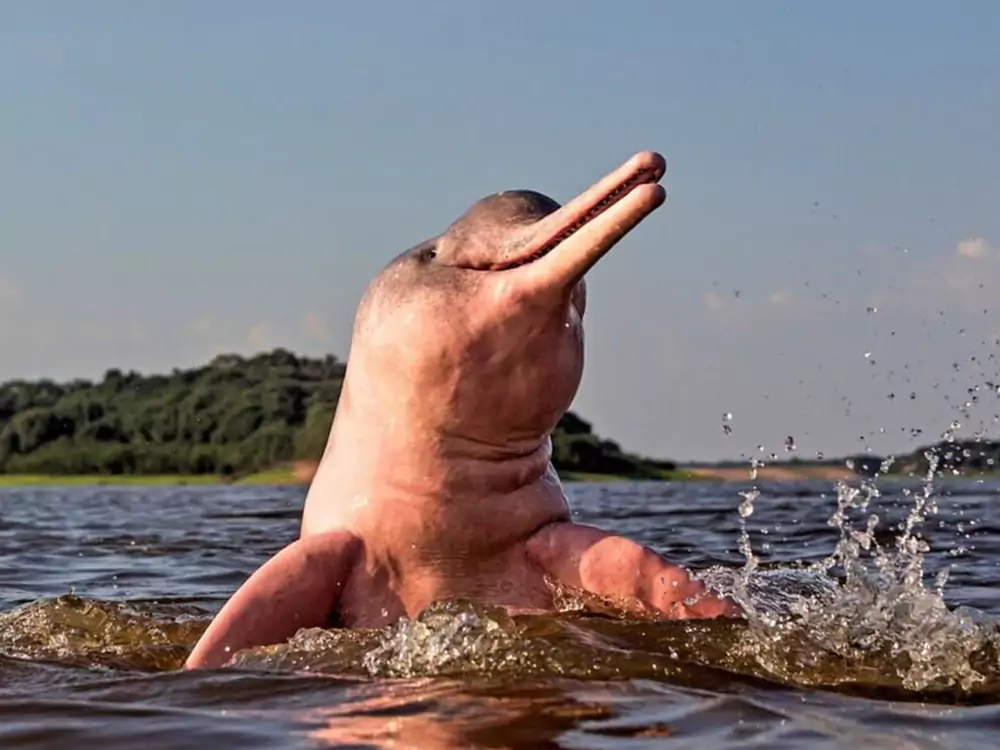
[327,421,555,500]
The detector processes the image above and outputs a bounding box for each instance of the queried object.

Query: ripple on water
[3,479,1000,748]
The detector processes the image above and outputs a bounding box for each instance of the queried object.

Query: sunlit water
[3,476,1000,748]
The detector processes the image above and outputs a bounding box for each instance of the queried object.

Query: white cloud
[191,317,217,337]
[246,321,277,349]
[185,315,335,358]
[303,311,330,341]
[189,318,283,351]
[703,290,730,313]
[956,236,995,260]
[818,235,1000,318]
[910,236,998,310]
[703,286,801,320]
[767,288,795,306]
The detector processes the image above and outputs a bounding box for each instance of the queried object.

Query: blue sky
[2,2,999,461]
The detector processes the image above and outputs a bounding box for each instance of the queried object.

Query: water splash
[0,594,203,671]
[2,457,994,701]
[360,601,522,678]
[226,450,1000,698]
[698,451,1000,693]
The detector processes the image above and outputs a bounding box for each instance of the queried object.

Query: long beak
[516,151,667,291]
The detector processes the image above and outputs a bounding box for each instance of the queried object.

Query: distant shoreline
[5,348,994,486]
[681,465,859,482]
[0,469,685,488]
[0,470,300,488]
[3,463,987,489]
[0,465,859,488]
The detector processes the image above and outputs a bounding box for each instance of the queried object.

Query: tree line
[0,349,673,478]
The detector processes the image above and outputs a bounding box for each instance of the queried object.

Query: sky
[2,1,999,462]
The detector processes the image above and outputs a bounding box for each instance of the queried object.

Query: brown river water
[2,475,1000,748]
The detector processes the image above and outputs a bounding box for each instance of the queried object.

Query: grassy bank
[0,469,300,488]
[0,467,703,488]
[559,469,701,482]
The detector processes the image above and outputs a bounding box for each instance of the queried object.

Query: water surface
[2,477,999,748]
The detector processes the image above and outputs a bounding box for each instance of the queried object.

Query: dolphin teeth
[504,167,657,268]
[500,168,657,270]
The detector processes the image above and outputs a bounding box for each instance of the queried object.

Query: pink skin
[185,151,740,671]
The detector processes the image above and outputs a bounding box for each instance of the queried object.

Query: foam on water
[3,456,999,703]
[215,452,1000,702]
[696,450,1000,693]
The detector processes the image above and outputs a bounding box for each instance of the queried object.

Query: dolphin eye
[419,245,437,262]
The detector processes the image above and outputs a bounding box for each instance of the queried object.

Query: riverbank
[0,469,301,488]
[0,465,863,487]
[681,464,859,482]
[0,469,699,488]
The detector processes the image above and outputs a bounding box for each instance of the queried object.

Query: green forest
[0,349,676,479]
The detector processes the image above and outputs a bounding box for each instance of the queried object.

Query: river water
[2,476,1000,748]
